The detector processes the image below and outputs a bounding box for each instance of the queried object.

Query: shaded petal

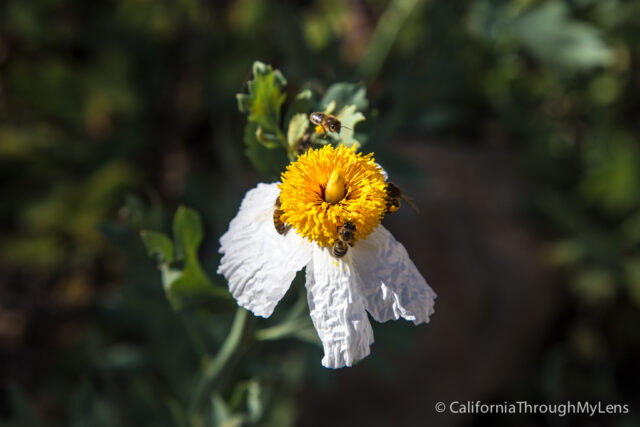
[218,183,312,317]
[351,225,436,325]
[305,247,374,368]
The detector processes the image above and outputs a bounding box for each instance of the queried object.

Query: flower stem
[255,322,300,341]
[189,308,248,422]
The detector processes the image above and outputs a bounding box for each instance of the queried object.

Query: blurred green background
[1,0,640,426]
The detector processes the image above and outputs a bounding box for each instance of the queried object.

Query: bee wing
[404,197,420,214]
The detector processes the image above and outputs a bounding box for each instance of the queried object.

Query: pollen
[278,145,387,247]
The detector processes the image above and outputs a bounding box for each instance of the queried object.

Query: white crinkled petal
[305,247,374,369]
[218,183,312,318]
[351,225,436,325]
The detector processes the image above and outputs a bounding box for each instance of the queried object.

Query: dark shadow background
[1,0,640,426]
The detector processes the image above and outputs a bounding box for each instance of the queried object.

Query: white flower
[217,146,436,368]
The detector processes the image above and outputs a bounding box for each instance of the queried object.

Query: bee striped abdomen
[331,221,356,258]
[332,240,349,258]
[273,209,287,235]
[273,195,290,235]
[385,198,400,214]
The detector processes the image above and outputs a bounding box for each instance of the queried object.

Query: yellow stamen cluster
[278,145,387,247]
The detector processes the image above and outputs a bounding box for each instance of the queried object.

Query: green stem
[189,308,248,422]
[179,313,207,361]
[255,322,300,341]
[357,0,422,81]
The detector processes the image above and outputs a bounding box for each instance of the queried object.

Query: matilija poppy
[217,145,436,368]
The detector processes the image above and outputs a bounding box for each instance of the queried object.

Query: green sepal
[140,230,174,263]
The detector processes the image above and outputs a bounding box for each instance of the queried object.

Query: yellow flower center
[324,170,346,203]
[278,145,387,247]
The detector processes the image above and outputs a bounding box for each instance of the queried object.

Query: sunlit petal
[305,247,374,368]
[218,183,312,317]
[351,225,436,325]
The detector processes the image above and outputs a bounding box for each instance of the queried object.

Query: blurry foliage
[2,0,640,425]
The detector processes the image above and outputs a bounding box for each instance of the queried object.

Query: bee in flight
[385,182,419,214]
[273,195,290,235]
[309,112,351,136]
[332,221,356,258]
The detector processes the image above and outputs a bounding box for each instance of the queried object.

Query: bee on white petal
[332,221,356,258]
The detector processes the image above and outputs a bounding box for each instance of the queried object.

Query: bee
[385,182,419,214]
[332,221,356,258]
[273,196,290,235]
[309,112,350,136]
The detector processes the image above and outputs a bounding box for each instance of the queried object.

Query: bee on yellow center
[277,145,388,248]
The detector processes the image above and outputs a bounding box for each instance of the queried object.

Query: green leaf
[244,121,288,174]
[285,88,314,125]
[211,394,236,427]
[512,3,613,70]
[237,61,287,135]
[254,125,281,149]
[159,266,183,308]
[236,61,290,169]
[168,206,228,305]
[286,113,309,150]
[140,230,174,263]
[168,262,223,304]
[142,206,228,309]
[320,82,369,113]
[172,205,203,259]
[334,105,366,149]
